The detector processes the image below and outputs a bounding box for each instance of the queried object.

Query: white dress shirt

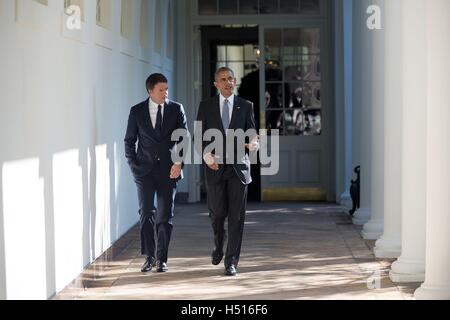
[148,98,165,128]
[219,94,234,122]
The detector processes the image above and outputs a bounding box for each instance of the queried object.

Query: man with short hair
[125,73,189,273]
[195,67,258,276]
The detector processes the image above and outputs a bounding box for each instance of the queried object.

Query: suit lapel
[142,99,158,139]
[212,96,226,134]
[228,96,241,130]
[161,101,171,136]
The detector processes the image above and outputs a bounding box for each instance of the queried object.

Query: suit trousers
[206,165,248,268]
[134,167,177,262]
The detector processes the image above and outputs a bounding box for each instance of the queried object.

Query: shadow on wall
[0,0,177,300]
[0,88,141,299]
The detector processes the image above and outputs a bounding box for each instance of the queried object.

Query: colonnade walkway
[54,203,420,300]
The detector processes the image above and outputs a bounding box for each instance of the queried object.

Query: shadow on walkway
[55,203,421,300]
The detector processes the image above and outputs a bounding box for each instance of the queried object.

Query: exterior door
[259,25,332,201]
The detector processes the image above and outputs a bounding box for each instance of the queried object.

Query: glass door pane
[263,27,322,136]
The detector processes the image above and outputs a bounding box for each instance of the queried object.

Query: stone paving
[54,203,421,300]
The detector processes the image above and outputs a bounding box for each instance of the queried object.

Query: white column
[389,0,426,283]
[415,0,450,300]
[351,0,371,226]
[334,0,347,208]
[374,0,401,258]
[361,0,385,239]
[340,0,353,209]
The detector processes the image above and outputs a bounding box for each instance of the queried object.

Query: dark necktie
[155,104,162,135]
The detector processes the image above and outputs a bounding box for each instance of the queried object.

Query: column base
[361,219,384,240]
[389,257,425,283]
[352,207,370,226]
[374,236,401,258]
[415,284,450,300]
[340,191,352,209]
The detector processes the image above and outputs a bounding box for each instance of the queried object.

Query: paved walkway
[55,203,420,300]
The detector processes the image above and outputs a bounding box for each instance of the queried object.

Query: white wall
[0,0,176,299]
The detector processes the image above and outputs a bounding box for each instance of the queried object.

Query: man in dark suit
[195,67,258,276]
[124,73,189,273]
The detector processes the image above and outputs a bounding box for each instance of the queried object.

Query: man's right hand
[204,153,220,171]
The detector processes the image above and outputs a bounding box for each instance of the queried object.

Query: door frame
[178,0,336,202]
[258,16,335,201]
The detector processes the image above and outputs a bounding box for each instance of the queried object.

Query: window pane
[217,45,227,61]
[285,110,305,135]
[97,0,112,29]
[239,0,258,14]
[260,0,278,14]
[121,0,133,39]
[304,110,322,135]
[283,56,320,81]
[199,0,217,15]
[154,0,162,53]
[139,0,149,48]
[300,28,320,54]
[286,82,304,108]
[302,55,321,81]
[302,82,321,109]
[283,28,302,60]
[284,62,302,81]
[285,109,321,135]
[265,83,283,109]
[265,29,282,62]
[266,110,284,134]
[280,0,299,14]
[244,62,259,76]
[219,0,238,14]
[227,46,244,62]
[266,65,283,82]
[300,0,320,14]
[244,44,257,62]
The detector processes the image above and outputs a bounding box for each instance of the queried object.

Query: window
[64,0,84,21]
[264,28,322,136]
[198,0,217,15]
[121,0,132,39]
[198,0,320,15]
[140,0,150,48]
[96,0,112,29]
[154,0,162,53]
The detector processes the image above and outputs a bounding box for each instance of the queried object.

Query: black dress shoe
[224,265,237,276]
[156,261,168,273]
[211,249,224,266]
[141,257,156,273]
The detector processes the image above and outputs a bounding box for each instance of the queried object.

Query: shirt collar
[149,98,167,109]
[220,94,234,107]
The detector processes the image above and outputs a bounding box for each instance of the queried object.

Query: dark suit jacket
[124,98,189,179]
[195,95,257,185]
